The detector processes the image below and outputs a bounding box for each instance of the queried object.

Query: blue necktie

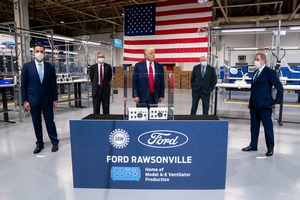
[38,63,43,83]
[201,67,205,78]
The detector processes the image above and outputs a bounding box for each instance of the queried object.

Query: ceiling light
[46,34,74,41]
[84,41,101,46]
[221,28,266,33]
[281,47,300,50]
[45,49,58,53]
[29,47,58,53]
[63,51,78,55]
[232,47,259,50]
[289,26,300,30]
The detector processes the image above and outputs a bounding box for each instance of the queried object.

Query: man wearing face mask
[242,53,283,157]
[89,52,112,114]
[21,44,59,154]
[190,55,217,115]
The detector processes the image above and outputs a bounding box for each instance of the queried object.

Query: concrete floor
[0,89,300,200]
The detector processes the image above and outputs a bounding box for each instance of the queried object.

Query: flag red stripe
[156,7,212,17]
[124,48,208,54]
[156,17,212,26]
[124,57,201,62]
[155,28,199,35]
[157,0,212,7]
[124,38,208,45]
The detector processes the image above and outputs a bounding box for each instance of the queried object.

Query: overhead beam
[256,0,261,15]
[288,3,300,21]
[216,0,230,24]
[293,0,297,11]
[132,0,141,4]
[214,1,283,9]
[33,17,94,34]
[225,0,228,16]
[45,0,123,28]
[108,0,123,24]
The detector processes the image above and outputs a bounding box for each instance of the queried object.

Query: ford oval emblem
[138,130,188,148]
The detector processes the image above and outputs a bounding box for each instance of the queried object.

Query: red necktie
[149,62,154,93]
[100,64,103,86]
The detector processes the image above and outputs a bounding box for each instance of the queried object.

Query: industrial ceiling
[0,0,299,37]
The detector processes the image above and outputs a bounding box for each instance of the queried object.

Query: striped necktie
[253,70,260,82]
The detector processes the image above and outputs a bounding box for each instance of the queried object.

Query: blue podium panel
[70,120,228,190]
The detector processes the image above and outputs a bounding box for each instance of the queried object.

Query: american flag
[123,0,213,63]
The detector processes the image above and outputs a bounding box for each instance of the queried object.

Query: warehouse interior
[1,0,300,199]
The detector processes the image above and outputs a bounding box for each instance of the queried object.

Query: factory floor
[0,88,300,200]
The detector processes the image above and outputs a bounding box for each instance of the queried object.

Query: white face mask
[254,61,261,69]
[98,58,105,63]
[35,53,44,61]
[201,61,207,67]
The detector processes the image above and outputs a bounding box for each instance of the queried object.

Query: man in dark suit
[132,47,164,108]
[21,44,59,154]
[242,53,283,156]
[89,52,112,114]
[190,55,217,115]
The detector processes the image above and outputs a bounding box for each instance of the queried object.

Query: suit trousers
[30,105,59,146]
[137,92,157,109]
[93,85,110,114]
[191,90,210,115]
[250,108,274,150]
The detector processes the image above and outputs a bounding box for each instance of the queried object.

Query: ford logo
[138,130,188,148]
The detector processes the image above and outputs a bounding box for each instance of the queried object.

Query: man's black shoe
[266,149,274,156]
[242,146,258,151]
[52,145,59,152]
[33,146,44,154]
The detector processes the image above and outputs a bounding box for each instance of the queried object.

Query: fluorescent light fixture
[63,51,78,55]
[87,41,101,46]
[281,46,300,50]
[46,34,74,41]
[232,47,259,50]
[289,26,300,30]
[221,28,266,33]
[30,47,58,53]
[45,49,58,53]
[272,30,286,36]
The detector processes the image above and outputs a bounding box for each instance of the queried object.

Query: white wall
[218,31,300,66]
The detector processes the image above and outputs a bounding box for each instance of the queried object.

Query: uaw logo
[138,130,188,148]
[109,129,130,149]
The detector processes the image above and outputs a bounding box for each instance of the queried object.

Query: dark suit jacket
[249,66,283,110]
[89,62,112,97]
[132,60,165,104]
[21,60,58,106]
[190,64,217,94]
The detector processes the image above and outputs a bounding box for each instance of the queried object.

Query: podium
[70,115,228,189]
